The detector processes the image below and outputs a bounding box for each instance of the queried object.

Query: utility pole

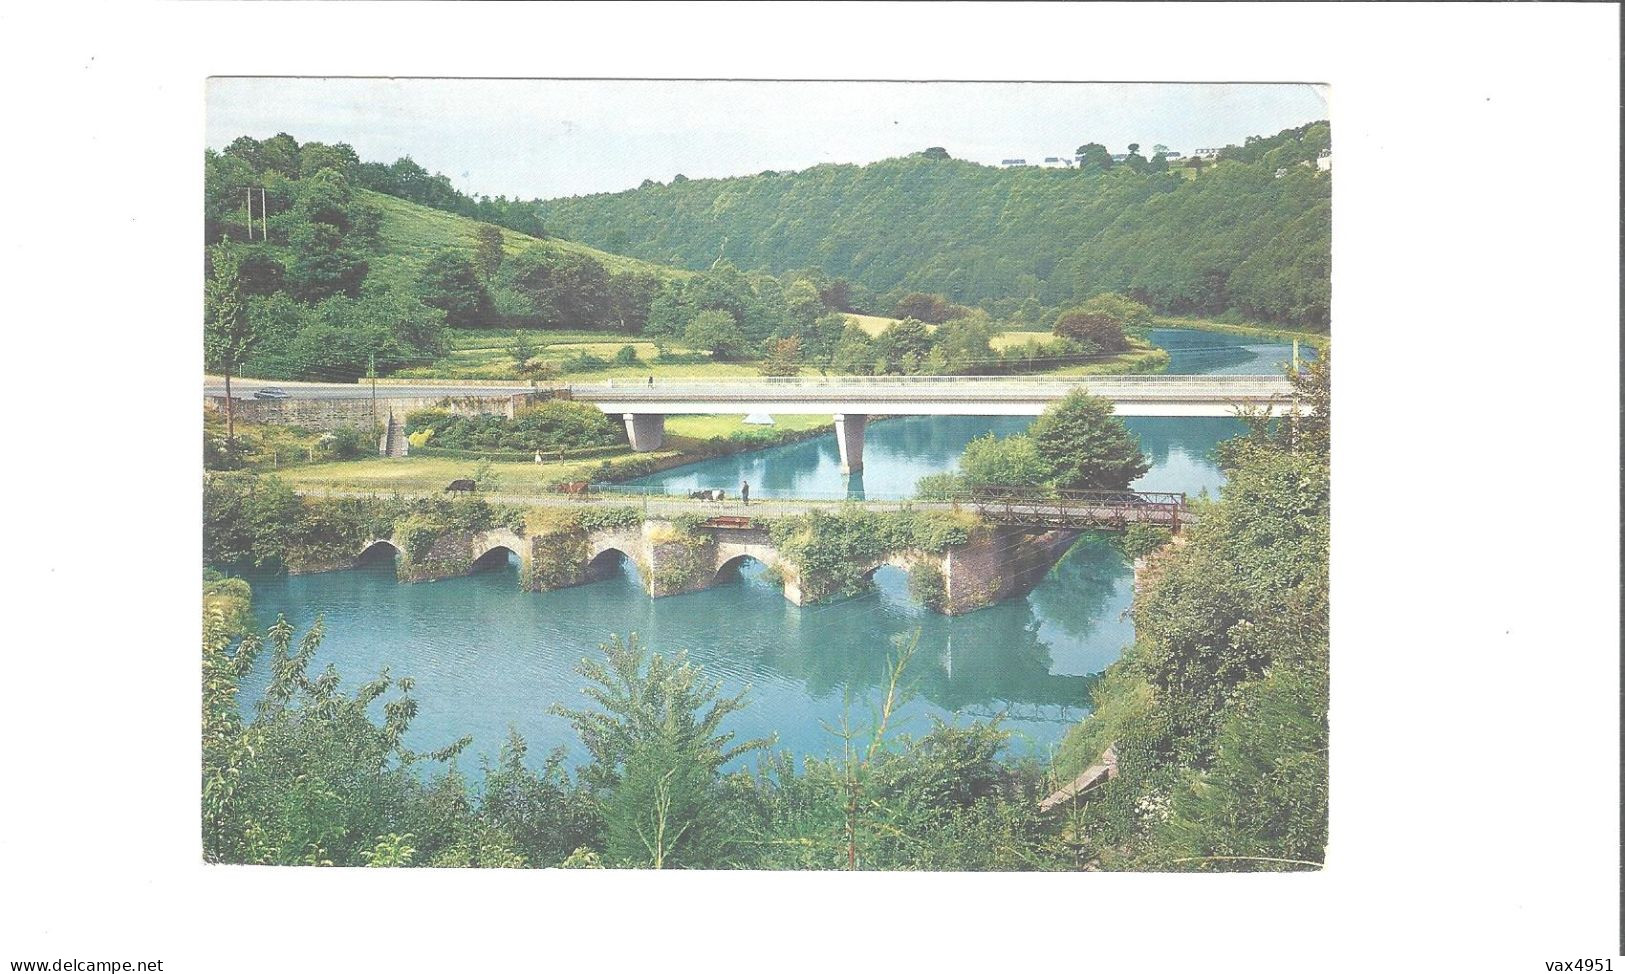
[259,187,267,241]
[369,351,378,432]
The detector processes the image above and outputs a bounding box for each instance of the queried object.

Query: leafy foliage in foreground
[202,614,1072,869]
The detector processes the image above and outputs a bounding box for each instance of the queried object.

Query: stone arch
[858,552,920,581]
[356,539,401,565]
[470,545,520,572]
[714,552,767,583]
[584,546,634,583]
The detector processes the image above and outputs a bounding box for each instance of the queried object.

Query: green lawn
[665,413,830,439]
[276,454,672,496]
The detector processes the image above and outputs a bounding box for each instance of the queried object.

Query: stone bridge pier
[622,413,666,451]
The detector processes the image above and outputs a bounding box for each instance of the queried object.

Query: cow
[558,481,590,498]
[444,479,477,494]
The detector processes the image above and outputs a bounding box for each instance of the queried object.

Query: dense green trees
[541,122,1331,328]
[1053,359,1330,870]
[416,250,491,327]
[205,136,449,381]
[919,388,1150,498]
[1028,389,1152,490]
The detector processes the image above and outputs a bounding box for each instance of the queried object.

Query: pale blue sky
[207,79,1327,200]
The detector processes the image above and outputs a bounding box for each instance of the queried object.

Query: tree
[1053,310,1127,352]
[1027,389,1150,490]
[957,433,1049,495]
[759,335,802,376]
[806,312,849,374]
[509,330,536,374]
[894,292,957,324]
[919,146,951,160]
[683,309,748,359]
[549,635,770,868]
[875,317,934,373]
[416,250,491,327]
[473,223,505,283]
[831,324,877,375]
[204,242,256,459]
[1075,142,1113,171]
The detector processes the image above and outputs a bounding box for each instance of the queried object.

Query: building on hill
[1039,156,1073,168]
[1000,158,1029,167]
[1317,147,1332,171]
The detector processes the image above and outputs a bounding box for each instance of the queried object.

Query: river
[238,326,1282,773]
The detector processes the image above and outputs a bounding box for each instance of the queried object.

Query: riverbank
[1153,315,1329,350]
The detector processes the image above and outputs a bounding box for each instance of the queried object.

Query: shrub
[614,344,640,366]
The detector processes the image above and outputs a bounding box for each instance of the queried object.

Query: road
[287,485,1191,528]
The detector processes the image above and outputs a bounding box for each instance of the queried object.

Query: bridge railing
[587,481,1187,511]
[587,373,1289,387]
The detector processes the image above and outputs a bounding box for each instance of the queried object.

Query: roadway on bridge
[206,373,1297,417]
[286,484,1191,529]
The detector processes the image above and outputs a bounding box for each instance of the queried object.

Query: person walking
[740,480,750,506]
[534,449,543,466]
[648,374,654,387]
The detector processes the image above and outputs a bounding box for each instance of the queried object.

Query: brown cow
[445,479,477,493]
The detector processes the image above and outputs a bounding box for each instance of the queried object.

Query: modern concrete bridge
[206,373,1300,475]
[569,374,1300,473]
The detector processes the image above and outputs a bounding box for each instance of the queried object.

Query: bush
[402,402,622,452]
[326,425,373,460]
[614,344,640,366]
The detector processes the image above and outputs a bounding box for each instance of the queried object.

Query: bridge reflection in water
[241,531,1136,768]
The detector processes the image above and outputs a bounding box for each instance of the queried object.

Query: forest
[539,122,1331,328]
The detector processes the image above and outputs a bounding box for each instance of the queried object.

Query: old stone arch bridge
[343,517,1090,616]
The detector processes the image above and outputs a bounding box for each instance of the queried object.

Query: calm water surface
[239,326,1287,774]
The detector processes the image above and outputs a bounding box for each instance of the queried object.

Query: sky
[206,79,1328,201]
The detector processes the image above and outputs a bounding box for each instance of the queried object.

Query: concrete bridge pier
[623,413,666,452]
[833,413,867,475]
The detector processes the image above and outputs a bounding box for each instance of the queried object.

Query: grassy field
[275,454,665,496]
[664,413,830,439]
[1047,336,1171,375]
[393,328,761,381]
[989,329,1061,351]
[845,313,905,336]
[359,189,687,296]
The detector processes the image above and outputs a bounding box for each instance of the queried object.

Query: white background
[0,3,1618,971]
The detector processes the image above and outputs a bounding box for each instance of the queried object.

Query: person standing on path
[740,480,750,506]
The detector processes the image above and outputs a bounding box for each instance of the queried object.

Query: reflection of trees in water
[733,565,1101,714]
[1025,533,1128,643]
[1124,417,1240,471]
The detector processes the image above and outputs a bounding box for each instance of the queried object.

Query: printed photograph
[201,78,1331,871]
